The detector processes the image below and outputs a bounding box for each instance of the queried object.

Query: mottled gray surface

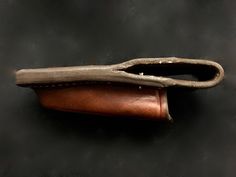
[0,0,235,177]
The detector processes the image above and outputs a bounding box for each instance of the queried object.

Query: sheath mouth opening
[122,63,218,82]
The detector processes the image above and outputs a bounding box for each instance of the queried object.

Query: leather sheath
[15,57,224,121]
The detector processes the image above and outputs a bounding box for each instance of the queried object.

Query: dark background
[0,0,235,176]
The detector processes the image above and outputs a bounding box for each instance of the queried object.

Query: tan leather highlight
[35,85,171,120]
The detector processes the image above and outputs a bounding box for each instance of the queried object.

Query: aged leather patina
[16,57,224,121]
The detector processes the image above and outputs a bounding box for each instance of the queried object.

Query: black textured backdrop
[0,0,235,177]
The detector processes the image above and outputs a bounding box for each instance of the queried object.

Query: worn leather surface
[16,57,224,88]
[0,1,235,177]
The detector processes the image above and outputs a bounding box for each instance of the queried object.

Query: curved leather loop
[16,57,224,89]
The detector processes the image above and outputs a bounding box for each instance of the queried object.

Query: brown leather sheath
[35,85,170,120]
[15,57,224,121]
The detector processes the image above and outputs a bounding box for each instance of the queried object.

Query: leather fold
[16,58,224,120]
